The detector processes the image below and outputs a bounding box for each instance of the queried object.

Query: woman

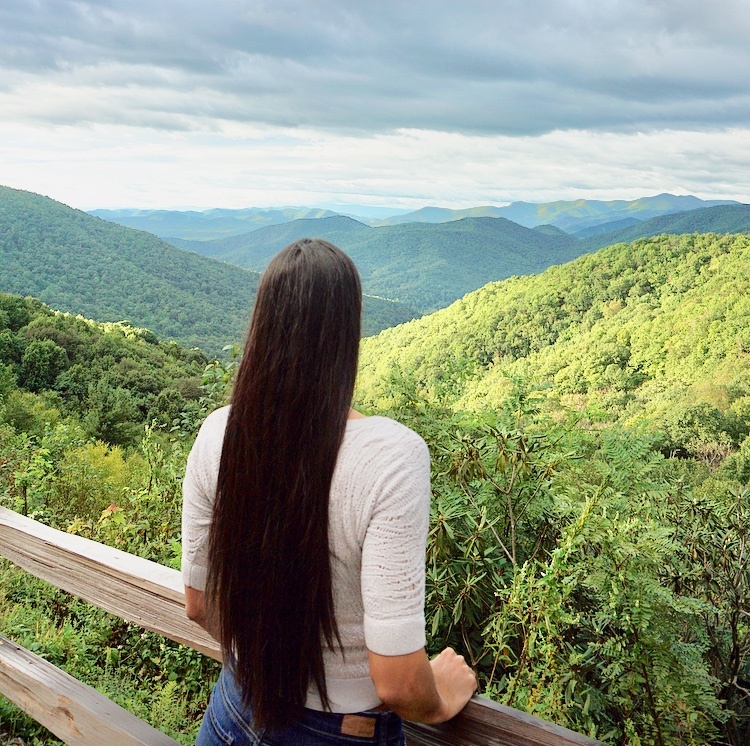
[182,239,476,745]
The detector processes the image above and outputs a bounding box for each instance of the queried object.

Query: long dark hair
[206,239,362,730]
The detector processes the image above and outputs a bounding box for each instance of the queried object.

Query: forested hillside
[0,186,261,354]
[0,292,208,447]
[0,187,416,351]
[177,215,585,312]
[170,203,750,315]
[359,232,750,455]
[169,214,371,260]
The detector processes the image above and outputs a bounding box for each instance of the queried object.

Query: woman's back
[182,407,431,712]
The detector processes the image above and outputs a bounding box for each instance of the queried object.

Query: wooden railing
[0,507,603,746]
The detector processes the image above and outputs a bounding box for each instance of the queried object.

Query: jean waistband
[293,707,403,741]
[220,664,403,742]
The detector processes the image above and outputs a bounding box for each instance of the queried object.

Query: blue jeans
[196,666,406,745]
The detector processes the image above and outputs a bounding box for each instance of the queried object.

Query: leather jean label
[341,714,377,737]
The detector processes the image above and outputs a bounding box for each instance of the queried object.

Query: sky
[1,0,749,211]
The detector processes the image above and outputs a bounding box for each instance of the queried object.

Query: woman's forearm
[368,648,445,722]
[368,647,475,724]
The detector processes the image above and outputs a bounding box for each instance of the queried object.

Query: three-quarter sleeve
[181,407,227,591]
[360,432,431,656]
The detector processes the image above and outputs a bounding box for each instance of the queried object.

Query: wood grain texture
[404,695,603,745]
[0,635,180,746]
[0,506,221,661]
[0,507,603,745]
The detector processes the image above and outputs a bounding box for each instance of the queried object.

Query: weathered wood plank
[0,506,221,661]
[404,695,602,746]
[0,634,180,746]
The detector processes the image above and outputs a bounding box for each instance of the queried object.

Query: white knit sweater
[181,407,431,712]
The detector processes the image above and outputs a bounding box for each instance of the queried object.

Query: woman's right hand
[430,647,478,721]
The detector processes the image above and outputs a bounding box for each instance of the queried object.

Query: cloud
[2,1,748,210]
[2,121,748,210]
[1,1,750,136]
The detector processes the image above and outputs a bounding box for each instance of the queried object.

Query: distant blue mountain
[88,206,339,241]
[90,194,741,242]
[373,194,739,233]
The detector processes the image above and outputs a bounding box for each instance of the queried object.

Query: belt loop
[379,710,388,746]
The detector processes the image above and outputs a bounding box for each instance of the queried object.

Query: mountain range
[90,194,738,241]
[169,215,587,312]
[372,193,738,233]
[169,203,750,313]
[579,203,750,251]
[0,187,416,354]
[89,206,340,241]
[5,184,749,357]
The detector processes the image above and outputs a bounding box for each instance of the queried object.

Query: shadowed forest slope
[581,203,750,251]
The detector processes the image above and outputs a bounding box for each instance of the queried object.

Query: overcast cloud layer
[1,1,749,208]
